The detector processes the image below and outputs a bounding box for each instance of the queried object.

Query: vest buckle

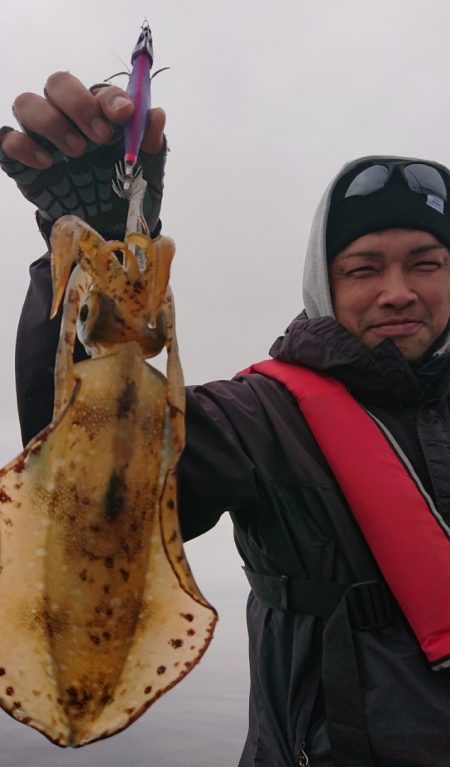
[346,580,392,630]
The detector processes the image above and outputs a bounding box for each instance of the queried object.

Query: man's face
[329,228,450,361]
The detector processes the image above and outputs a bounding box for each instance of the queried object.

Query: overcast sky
[1,1,450,762]
[3,0,450,440]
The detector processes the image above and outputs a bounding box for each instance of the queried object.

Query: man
[2,72,450,766]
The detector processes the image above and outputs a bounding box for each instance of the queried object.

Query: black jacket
[16,256,450,766]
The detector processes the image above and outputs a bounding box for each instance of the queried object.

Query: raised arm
[0,73,167,441]
[4,71,262,542]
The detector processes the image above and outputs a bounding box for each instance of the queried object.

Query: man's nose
[376,268,417,308]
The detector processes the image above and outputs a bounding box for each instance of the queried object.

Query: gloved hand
[0,71,167,244]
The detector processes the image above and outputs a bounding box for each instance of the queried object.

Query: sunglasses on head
[344,162,448,201]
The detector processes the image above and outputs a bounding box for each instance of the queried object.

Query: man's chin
[396,345,426,362]
[381,337,438,364]
[392,328,450,363]
[363,326,432,362]
[364,334,429,362]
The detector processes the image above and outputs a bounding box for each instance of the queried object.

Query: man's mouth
[367,318,424,337]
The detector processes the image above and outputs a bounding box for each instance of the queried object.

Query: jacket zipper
[298,742,309,766]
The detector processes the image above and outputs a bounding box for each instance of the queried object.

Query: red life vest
[241,358,450,669]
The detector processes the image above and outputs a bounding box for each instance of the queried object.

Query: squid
[0,187,217,745]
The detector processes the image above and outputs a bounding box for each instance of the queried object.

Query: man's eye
[414,261,441,271]
[346,266,376,276]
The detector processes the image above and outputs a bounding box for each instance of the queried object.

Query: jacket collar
[270,311,450,407]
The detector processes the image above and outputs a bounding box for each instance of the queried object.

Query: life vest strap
[243,566,382,765]
[243,566,393,630]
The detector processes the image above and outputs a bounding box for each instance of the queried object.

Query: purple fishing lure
[123,21,154,188]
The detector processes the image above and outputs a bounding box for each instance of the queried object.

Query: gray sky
[1,0,450,762]
[4,1,450,403]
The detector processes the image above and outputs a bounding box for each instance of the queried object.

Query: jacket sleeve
[180,383,263,540]
[15,253,89,446]
[15,254,262,540]
[15,255,54,445]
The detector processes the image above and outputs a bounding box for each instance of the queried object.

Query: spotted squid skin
[0,216,217,746]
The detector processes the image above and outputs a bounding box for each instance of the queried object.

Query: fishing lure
[122,20,153,189]
[120,20,168,192]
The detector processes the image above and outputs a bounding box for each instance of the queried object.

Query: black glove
[0,125,166,245]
